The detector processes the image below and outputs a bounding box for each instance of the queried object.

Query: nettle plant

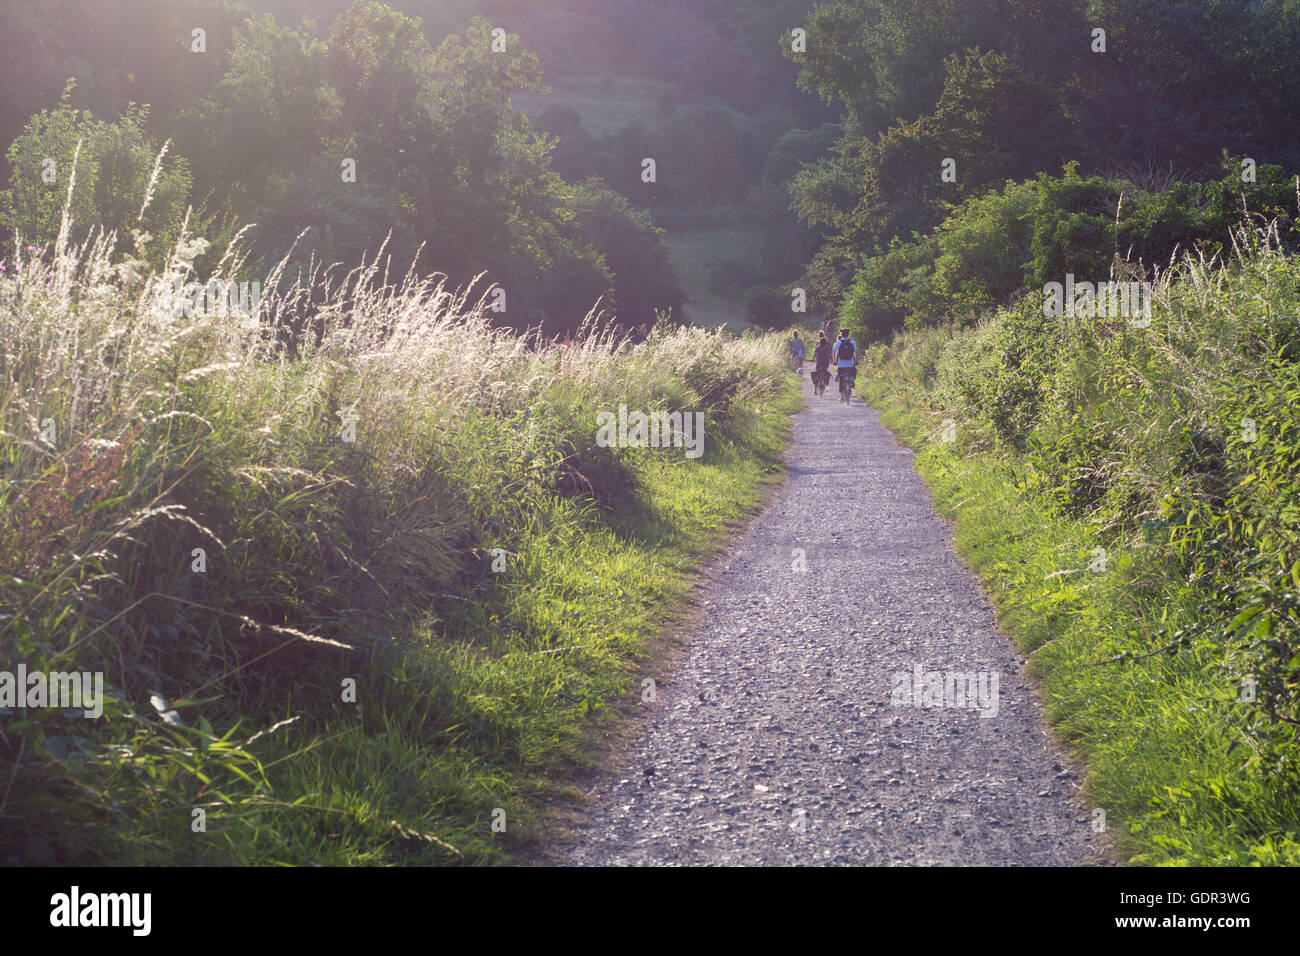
[1165,307,1300,780]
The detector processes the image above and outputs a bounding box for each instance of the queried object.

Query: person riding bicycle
[789,331,806,370]
[812,331,833,393]
[833,328,858,404]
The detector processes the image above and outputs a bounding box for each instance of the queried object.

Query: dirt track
[547,378,1108,866]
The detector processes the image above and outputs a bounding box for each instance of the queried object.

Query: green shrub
[858,229,1300,862]
[842,165,1300,338]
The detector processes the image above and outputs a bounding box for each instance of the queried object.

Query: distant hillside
[247,0,823,111]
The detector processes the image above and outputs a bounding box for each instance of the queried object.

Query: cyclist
[811,331,833,395]
[789,331,806,371]
[833,328,858,404]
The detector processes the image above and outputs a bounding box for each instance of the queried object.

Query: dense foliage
[789,0,1300,315]
[841,163,1300,337]
[797,0,1300,863]
[861,230,1300,861]
[0,1,693,334]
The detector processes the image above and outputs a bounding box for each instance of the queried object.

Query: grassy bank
[0,225,799,865]
[859,235,1300,865]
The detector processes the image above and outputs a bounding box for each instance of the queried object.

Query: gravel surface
[551,379,1108,866]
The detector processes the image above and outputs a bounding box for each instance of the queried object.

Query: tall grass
[0,178,795,864]
[859,222,1300,864]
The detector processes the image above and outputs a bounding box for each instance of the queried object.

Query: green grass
[666,227,760,305]
[665,227,765,335]
[0,226,803,866]
[860,362,1300,865]
[185,383,799,865]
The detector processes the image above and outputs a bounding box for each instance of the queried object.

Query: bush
[2,87,195,268]
[842,165,1300,339]
[859,231,1300,862]
[864,228,1300,792]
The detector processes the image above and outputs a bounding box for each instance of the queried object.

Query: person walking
[789,331,806,371]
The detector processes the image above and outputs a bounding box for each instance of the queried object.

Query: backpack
[837,339,855,362]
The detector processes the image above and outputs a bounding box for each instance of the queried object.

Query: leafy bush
[841,165,1300,338]
[860,225,1300,861]
[2,87,195,268]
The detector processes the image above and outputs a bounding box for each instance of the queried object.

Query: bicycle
[836,366,857,404]
[811,366,831,396]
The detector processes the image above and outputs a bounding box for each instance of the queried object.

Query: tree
[180,14,331,214]
[2,85,193,266]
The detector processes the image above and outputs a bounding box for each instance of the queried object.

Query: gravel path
[551,377,1107,866]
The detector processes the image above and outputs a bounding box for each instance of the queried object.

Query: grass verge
[1,224,802,865]
[861,377,1300,865]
